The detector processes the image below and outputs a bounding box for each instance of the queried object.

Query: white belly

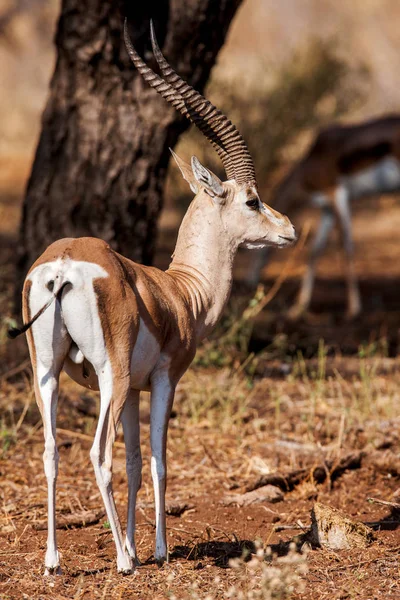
[64,319,161,392]
[311,192,330,208]
[342,156,400,198]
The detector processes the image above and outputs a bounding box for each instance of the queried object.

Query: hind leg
[34,360,64,575]
[90,366,134,573]
[334,186,361,319]
[26,301,70,575]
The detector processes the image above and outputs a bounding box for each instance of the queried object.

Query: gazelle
[251,115,400,319]
[10,22,295,575]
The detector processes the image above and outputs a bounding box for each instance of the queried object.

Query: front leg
[288,206,335,319]
[149,373,175,565]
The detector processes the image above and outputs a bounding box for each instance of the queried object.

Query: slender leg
[34,361,63,575]
[90,365,133,574]
[121,389,142,565]
[149,373,175,565]
[334,186,361,319]
[288,206,335,319]
[27,297,70,576]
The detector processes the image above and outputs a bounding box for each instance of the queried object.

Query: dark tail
[8,281,70,339]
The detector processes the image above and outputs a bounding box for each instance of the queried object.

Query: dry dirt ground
[0,175,399,598]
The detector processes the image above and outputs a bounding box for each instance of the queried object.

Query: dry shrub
[226,542,307,600]
[166,542,307,600]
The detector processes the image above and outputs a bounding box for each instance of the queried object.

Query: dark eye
[246,197,259,209]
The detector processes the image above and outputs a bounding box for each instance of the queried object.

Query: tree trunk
[15,0,242,301]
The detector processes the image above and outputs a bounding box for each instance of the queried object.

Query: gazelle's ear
[169,149,199,194]
[191,156,224,199]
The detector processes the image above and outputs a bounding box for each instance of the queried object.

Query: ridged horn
[123,19,257,186]
[149,21,257,185]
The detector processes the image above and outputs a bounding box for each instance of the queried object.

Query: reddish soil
[0,188,399,599]
[0,383,398,599]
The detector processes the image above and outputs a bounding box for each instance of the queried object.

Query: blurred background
[1,0,400,355]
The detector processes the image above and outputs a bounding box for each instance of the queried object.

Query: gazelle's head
[124,21,296,250]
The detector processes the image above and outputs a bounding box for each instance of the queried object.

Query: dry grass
[0,329,399,598]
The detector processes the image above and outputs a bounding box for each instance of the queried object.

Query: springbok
[250,115,400,319]
[10,23,295,575]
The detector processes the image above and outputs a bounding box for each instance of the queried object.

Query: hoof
[119,567,135,576]
[155,555,169,568]
[44,565,62,576]
[125,538,141,566]
[125,548,141,567]
[117,554,134,575]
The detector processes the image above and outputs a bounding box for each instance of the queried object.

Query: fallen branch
[34,509,105,531]
[246,451,364,493]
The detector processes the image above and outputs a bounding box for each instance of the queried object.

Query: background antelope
[11,23,295,575]
[250,115,400,319]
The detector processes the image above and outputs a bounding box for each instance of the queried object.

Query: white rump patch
[28,259,109,373]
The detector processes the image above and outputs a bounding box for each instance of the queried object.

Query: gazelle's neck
[167,194,237,340]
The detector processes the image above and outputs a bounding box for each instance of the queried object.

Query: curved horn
[124,21,188,117]
[149,21,257,185]
[123,20,257,186]
[123,21,233,179]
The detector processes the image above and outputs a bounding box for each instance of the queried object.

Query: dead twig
[367,497,400,511]
[56,428,125,449]
[328,556,394,572]
[200,441,224,472]
[273,523,309,532]
[0,359,31,382]
[139,507,156,529]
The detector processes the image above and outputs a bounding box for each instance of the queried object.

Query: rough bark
[16,0,242,299]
